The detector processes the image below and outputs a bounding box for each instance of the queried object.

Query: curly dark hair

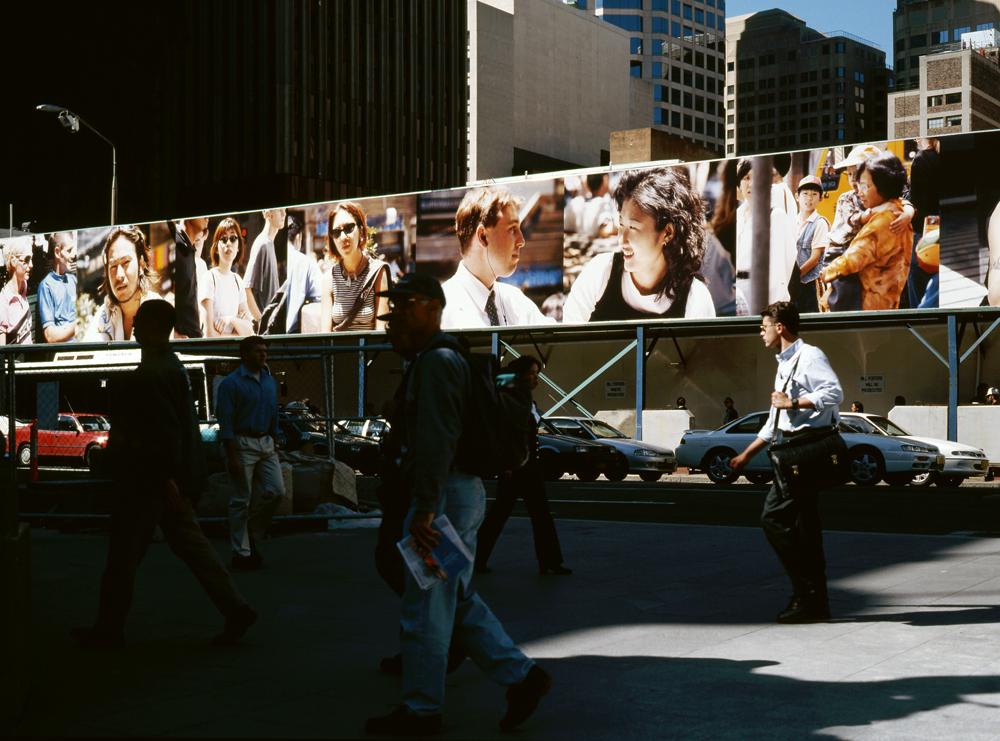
[612,167,706,302]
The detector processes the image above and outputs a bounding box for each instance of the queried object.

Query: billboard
[0,129,986,345]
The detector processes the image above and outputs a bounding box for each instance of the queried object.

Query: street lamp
[36,104,117,225]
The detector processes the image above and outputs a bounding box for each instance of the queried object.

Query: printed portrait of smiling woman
[563,167,715,323]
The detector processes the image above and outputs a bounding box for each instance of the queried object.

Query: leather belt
[236,430,270,439]
[736,271,750,280]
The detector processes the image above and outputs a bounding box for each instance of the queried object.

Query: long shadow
[528,655,1000,740]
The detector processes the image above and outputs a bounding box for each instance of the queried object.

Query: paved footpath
[4,517,1000,740]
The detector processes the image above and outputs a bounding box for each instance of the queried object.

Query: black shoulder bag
[767,354,850,500]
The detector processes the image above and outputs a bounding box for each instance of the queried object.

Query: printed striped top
[331,257,387,331]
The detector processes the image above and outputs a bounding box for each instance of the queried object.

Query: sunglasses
[218,235,239,244]
[15,255,32,265]
[331,222,358,239]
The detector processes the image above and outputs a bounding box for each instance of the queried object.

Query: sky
[725,1,896,60]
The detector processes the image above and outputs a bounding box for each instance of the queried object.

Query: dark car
[279,407,382,475]
[536,425,621,482]
[540,417,677,482]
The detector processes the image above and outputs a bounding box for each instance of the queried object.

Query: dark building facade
[3,1,466,232]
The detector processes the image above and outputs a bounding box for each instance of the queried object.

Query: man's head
[376,273,446,360]
[48,231,77,274]
[736,158,753,200]
[133,299,175,347]
[586,174,608,198]
[676,397,686,408]
[894,395,906,406]
[507,354,541,391]
[455,186,525,280]
[724,397,734,407]
[287,214,303,252]
[102,226,155,307]
[988,387,1000,405]
[263,208,286,232]
[760,301,800,349]
[851,401,864,413]
[796,175,823,214]
[239,335,268,373]
[183,217,210,247]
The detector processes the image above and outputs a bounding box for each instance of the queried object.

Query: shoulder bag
[767,354,850,500]
[333,261,391,331]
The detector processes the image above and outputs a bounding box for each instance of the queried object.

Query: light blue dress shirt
[758,338,844,443]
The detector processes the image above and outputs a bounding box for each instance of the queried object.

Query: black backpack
[423,335,533,478]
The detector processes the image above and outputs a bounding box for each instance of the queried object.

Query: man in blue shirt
[38,231,78,343]
[730,301,844,624]
[216,335,285,569]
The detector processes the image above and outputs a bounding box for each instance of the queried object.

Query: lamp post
[36,104,117,225]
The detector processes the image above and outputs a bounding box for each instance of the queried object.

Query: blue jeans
[400,472,534,716]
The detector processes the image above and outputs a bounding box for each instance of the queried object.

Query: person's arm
[889,201,915,234]
[229,307,255,336]
[244,287,262,320]
[800,217,828,275]
[787,347,844,411]
[202,298,220,338]
[821,218,881,282]
[375,268,390,331]
[320,270,334,333]
[729,435,768,473]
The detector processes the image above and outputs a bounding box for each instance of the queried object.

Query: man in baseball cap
[794,175,830,314]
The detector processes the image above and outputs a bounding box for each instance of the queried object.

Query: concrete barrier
[594,409,694,451]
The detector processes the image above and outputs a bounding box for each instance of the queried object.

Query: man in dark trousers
[364,274,552,736]
[71,300,257,648]
[729,301,844,624]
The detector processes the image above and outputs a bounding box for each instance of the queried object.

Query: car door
[726,413,772,468]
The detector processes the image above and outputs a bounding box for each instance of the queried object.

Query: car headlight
[634,450,659,457]
[901,444,936,453]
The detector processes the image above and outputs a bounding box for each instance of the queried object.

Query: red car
[15,413,110,467]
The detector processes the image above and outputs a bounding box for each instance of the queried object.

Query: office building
[591,0,727,154]
[468,0,653,181]
[893,0,1000,89]
[726,10,892,156]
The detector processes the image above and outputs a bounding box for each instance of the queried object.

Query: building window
[672,21,681,38]
[927,117,943,129]
[683,70,693,86]
[927,94,943,106]
[727,60,735,71]
[837,42,845,53]
[672,89,681,105]
[931,30,949,44]
[630,60,642,76]
[787,50,796,61]
[727,144,734,154]
[707,78,716,93]
[977,22,995,31]
[695,118,704,134]
[946,115,962,126]
[672,111,682,127]
[707,121,716,137]
[910,34,927,48]
[837,129,845,139]
[955,26,971,38]
[653,39,664,55]
[836,67,845,77]
[727,100,734,110]
[671,0,680,13]
[706,99,715,114]
[653,62,662,78]
[683,4,692,20]
[684,92,693,108]
[630,38,642,54]
[695,8,704,24]
[946,92,962,104]
[654,108,664,125]
[695,73,705,90]
[672,66,682,83]
[707,11,715,28]
[654,85,664,102]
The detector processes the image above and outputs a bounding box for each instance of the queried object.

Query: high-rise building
[893,0,1000,89]
[590,0,727,154]
[6,1,467,231]
[726,10,892,156]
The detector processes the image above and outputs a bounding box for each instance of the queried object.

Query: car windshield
[578,419,627,439]
[284,409,326,434]
[839,416,879,434]
[866,416,911,436]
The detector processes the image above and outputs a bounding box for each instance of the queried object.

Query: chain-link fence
[0,334,404,482]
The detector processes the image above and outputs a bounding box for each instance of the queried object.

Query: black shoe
[213,604,258,646]
[232,553,263,571]
[539,564,573,576]
[776,596,831,624]
[499,664,553,731]
[248,538,264,566]
[379,652,403,675]
[70,626,125,649]
[474,563,492,574]
[365,705,442,736]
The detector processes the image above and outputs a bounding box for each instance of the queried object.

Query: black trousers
[476,461,564,569]
[760,484,827,599]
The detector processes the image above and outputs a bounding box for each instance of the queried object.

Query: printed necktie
[485,290,500,326]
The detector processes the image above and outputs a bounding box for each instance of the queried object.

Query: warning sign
[859,375,884,394]
[605,380,627,399]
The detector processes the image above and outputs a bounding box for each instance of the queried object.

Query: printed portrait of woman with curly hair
[562,166,715,323]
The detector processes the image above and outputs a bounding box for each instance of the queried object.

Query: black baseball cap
[376,273,446,318]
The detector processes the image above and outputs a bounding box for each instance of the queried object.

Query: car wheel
[84,444,100,469]
[745,473,773,485]
[933,474,963,488]
[884,472,914,487]
[604,454,629,482]
[17,443,31,467]
[703,448,739,485]
[638,471,662,483]
[576,466,599,482]
[908,471,933,487]
[849,447,884,486]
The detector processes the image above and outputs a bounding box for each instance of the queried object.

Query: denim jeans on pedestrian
[400,472,534,716]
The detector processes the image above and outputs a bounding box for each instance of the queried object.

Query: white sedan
[839,413,988,487]
[676,412,945,486]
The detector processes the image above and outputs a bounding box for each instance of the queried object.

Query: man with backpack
[365,273,552,736]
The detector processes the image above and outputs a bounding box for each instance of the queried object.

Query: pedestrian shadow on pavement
[831,604,1000,627]
[535,654,1000,740]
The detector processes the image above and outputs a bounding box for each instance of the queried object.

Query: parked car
[280,407,382,475]
[14,413,110,467]
[336,417,391,443]
[676,412,944,486]
[536,426,621,482]
[540,417,678,482]
[839,413,988,487]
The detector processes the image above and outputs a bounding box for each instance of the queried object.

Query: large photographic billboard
[1,129,986,345]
